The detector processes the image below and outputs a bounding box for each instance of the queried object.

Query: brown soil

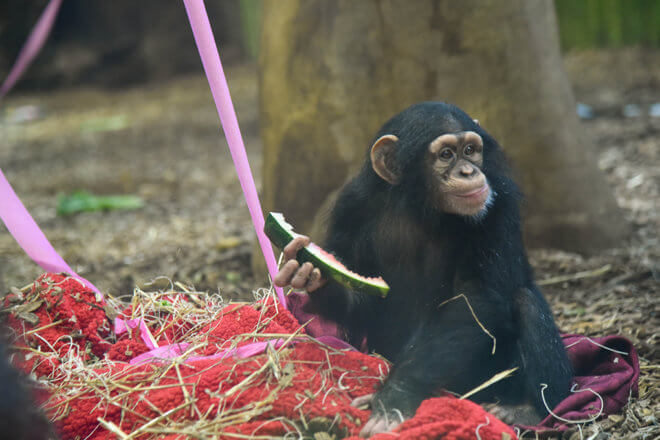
[0,51,658,438]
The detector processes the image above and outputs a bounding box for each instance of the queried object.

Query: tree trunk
[258,0,628,265]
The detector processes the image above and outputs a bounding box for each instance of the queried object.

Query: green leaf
[57,191,144,216]
[79,115,129,133]
[225,271,242,283]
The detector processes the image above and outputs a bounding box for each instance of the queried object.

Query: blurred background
[0,0,658,332]
[0,1,658,434]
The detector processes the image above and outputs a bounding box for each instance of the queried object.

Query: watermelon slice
[264,212,389,298]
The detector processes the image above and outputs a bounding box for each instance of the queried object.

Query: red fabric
[5,273,638,439]
[5,274,111,378]
[345,398,515,440]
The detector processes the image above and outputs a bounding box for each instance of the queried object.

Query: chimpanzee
[0,341,52,440]
[274,102,573,437]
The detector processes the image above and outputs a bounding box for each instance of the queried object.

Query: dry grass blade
[21,320,64,336]
[437,293,497,354]
[537,264,611,286]
[459,368,518,401]
[123,401,193,439]
[97,419,129,439]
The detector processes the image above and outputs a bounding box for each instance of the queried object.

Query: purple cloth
[524,334,639,432]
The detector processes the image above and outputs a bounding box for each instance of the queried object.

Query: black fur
[0,342,52,440]
[305,102,573,421]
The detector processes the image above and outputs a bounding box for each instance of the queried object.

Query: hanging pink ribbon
[0,0,63,101]
[0,169,101,300]
[182,0,286,306]
[0,0,98,296]
[179,0,356,357]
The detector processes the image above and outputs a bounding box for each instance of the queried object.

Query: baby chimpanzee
[275,102,572,437]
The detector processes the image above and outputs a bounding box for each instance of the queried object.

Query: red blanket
[4,274,638,439]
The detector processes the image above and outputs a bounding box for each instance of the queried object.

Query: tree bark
[258,0,628,264]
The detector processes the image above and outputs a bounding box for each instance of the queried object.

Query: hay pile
[3,273,515,440]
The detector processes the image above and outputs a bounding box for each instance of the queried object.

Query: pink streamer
[0,0,97,300]
[182,0,286,306]
[129,343,191,365]
[114,317,159,350]
[129,339,287,365]
[0,169,101,300]
[0,0,62,101]
[127,333,357,365]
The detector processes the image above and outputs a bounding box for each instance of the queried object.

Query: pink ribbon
[129,339,288,365]
[0,169,101,300]
[0,0,62,101]
[0,0,95,294]
[127,334,357,365]
[182,0,286,306]
[114,317,159,350]
[129,343,191,365]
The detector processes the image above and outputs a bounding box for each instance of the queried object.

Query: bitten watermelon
[265,213,389,298]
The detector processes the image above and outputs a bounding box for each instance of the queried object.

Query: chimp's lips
[455,184,489,199]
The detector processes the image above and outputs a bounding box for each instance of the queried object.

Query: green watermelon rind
[264,212,389,298]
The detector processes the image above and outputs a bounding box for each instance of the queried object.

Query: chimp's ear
[370,135,401,185]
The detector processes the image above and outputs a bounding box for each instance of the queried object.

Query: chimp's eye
[464,145,475,156]
[440,148,453,160]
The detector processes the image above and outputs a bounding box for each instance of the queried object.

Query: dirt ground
[0,64,262,300]
[0,50,658,438]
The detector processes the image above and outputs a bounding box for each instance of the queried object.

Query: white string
[475,415,491,440]
[540,383,604,424]
[565,337,628,355]
[392,408,405,424]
